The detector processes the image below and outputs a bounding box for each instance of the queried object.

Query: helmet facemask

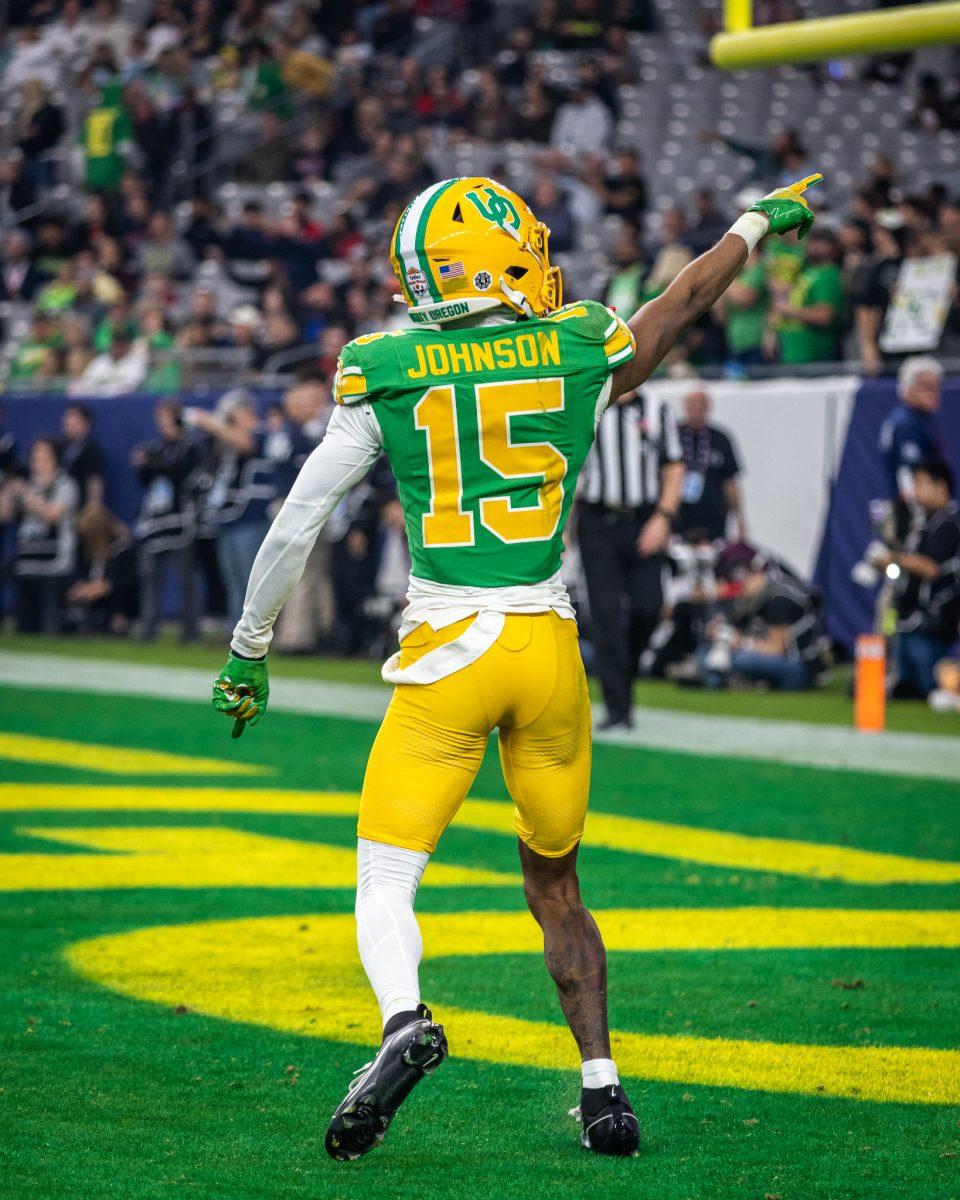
[495,219,562,318]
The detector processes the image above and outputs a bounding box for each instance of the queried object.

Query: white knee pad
[355,838,429,1027]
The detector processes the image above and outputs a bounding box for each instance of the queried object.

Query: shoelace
[345,1014,429,1097]
[346,1060,374,1095]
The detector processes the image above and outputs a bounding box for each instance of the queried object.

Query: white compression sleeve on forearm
[230,403,383,658]
[356,837,429,1027]
[727,211,770,253]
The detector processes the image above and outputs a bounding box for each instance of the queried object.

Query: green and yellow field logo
[3,726,960,1108]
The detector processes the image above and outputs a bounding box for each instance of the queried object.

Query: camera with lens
[703,617,737,674]
[851,499,901,589]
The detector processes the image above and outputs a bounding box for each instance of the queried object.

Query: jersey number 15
[414,379,568,548]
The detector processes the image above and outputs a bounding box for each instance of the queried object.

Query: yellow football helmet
[389,176,562,325]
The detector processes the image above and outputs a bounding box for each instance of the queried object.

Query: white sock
[355,837,429,1028]
[582,1058,620,1089]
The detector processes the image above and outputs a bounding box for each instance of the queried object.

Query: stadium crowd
[0,0,958,709]
[1,0,959,391]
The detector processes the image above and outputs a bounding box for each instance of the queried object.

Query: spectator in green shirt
[7,313,64,382]
[764,234,806,292]
[35,261,78,315]
[94,301,138,353]
[722,250,769,366]
[773,229,845,365]
[80,82,132,192]
[140,307,181,393]
[248,44,292,120]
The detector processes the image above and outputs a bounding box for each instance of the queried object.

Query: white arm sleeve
[230,402,384,658]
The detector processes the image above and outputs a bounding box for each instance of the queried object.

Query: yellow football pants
[358,612,592,858]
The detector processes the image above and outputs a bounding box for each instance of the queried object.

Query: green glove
[212,652,269,734]
[748,172,823,240]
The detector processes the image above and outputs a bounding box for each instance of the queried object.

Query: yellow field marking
[460,798,960,885]
[569,807,960,886]
[68,908,960,1105]
[1,826,517,892]
[0,734,267,777]
[0,783,358,813]
[3,784,959,885]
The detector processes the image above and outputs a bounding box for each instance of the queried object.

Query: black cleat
[571,1084,641,1157]
[597,714,634,732]
[325,1004,448,1162]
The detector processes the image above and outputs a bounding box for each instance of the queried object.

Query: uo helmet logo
[465,187,522,231]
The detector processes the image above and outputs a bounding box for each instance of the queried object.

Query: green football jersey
[333,300,635,588]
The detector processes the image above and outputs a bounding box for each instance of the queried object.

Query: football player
[213,173,821,1159]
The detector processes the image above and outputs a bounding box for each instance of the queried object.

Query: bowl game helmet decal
[390,176,563,325]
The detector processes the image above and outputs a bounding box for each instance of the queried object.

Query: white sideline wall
[644,376,860,577]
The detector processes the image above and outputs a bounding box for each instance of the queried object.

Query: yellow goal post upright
[711,0,960,70]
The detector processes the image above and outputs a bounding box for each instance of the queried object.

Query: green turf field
[3,629,959,735]
[1,644,959,1199]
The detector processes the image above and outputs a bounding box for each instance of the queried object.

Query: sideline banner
[645,376,858,577]
[813,377,960,650]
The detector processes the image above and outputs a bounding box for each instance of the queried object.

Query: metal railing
[7,350,960,397]
[260,342,322,384]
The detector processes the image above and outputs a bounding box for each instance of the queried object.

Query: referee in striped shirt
[577,389,684,730]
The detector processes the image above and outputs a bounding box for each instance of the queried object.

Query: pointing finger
[791,172,824,195]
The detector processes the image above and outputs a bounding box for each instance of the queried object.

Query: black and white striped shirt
[580,392,682,509]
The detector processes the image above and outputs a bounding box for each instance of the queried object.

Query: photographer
[876,460,960,697]
[186,392,283,625]
[694,544,827,690]
[65,507,138,636]
[271,378,332,653]
[132,401,201,642]
[0,403,19,623]
[60,403,107,513]
[0,437,79,634]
